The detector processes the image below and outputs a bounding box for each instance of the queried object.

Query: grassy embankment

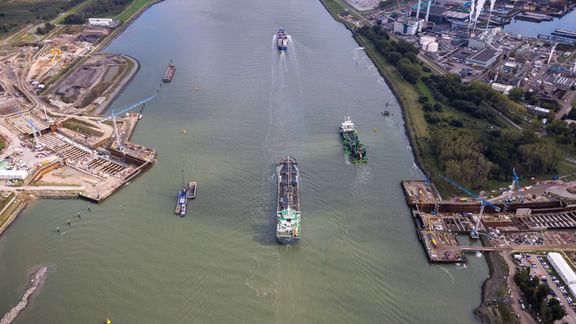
[320,0,576,195]
[62,118,103,137]
[115,0,157,22]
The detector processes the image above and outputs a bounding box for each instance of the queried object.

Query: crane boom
[100,95,156,122]
[99,95,157,151]
[440,175,501,212]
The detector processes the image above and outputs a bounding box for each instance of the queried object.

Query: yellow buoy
[106,319,111,324]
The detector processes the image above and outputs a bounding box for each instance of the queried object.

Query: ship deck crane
[440,175,501,239]
[99,95,156,151]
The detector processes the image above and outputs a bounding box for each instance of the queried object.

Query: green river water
[0,0,489,322]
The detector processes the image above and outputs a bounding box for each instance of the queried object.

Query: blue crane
[100,95,156,122]
[26,118,41,148]
[512,168,521,190]
[99,95,156,151]
[440,175,501,239]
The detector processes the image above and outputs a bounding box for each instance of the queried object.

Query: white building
[0,169,28,180]
[547,252,576,297]
[491,82,513,95]
[87,18,120,28]
[394,17,422,35]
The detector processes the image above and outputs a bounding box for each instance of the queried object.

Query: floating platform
[552,29,576,40]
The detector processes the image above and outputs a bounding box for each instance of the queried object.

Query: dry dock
[401,180,576,263]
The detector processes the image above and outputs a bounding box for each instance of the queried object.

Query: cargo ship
[276,156,301,244]
[163,63,176,82]
[339,116,367,163]
[174,188,187,216]
[276,27,288,50]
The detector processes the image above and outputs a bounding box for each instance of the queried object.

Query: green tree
[397,58,420,84]
[519,143,562,174]
[508,87,523,102]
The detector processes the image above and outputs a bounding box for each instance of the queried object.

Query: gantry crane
[440,175,501,239]
[99,95,156,151]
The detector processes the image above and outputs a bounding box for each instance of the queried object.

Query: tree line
[63,0,133,24]
[515,268,565,323]
[356,25,421,84]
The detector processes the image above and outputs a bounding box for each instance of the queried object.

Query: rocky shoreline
[0,266,48,324]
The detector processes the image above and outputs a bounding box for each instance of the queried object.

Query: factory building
[547,252,576,298]
[0,170,28,180]
[466,47,501,68]
[394,17,423,35]
[87,18,120,28]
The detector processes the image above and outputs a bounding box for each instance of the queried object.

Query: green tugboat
[276,156,301,244]
[339,116,367,163]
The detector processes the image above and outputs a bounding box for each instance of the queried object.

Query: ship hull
[278,236,299,245]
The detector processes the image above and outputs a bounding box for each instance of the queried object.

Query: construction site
[0,18,159,205]
[402,175,576,263]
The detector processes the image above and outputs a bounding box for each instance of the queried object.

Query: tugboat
[339,116,367,163]
[175,189,187,217]
[174,170,188,216]
[276,27,288,50]
[276,156,301,244]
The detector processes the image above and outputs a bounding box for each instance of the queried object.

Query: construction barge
[162,63,176,82]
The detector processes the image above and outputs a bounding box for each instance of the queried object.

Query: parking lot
[515,253,576,322]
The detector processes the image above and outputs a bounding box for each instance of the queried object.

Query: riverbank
[317,0,428,176]
[317,0,503,321]
[0,1,161,237]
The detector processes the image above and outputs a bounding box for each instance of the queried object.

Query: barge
[163,63,176,82]
[187,181,197,199]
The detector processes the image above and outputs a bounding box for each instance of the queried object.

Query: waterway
[504,8,576,37]
[0,0,489,322]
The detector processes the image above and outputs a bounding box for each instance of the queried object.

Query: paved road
[503,251,536,324]
[0,185,84,192]
[556,90,576,120]
[530,253,576,323]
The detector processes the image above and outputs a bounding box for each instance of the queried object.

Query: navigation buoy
[106,319,112,324]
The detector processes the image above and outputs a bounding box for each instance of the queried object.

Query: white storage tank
[420,35,436,45]
[425,41,439,52]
